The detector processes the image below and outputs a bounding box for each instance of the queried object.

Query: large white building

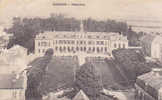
[35,23,128,57]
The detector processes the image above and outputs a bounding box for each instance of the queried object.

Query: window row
[38,41,50,47]
[114,43,126,49]
[38,46,109,54]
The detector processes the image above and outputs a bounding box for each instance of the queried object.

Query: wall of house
[0,89,25,100]
[135,84,155,100]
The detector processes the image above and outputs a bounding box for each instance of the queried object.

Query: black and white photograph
[0,0,162,100]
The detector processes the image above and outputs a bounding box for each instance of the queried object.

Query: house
[0,45,28,74]
[135,68,162,100]
[0,71,27,100]
[140,35,162,62]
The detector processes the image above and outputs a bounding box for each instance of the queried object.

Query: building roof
[0,73,24,89]
[140,34,156,45]
[72,90,90,100]
[152,35,162,44]
[36,31,127,41]
[137,70,162,91]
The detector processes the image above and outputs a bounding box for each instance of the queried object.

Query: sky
[0,0,162,30]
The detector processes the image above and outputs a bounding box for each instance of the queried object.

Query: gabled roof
[72,90,90,100]
[0,73,24,89]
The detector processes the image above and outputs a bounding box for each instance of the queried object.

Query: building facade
[35,30,128,57]
[0,71,27,100]
[141,35,162,62]
[135,68,162,100]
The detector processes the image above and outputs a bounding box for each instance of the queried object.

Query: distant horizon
[0,0,162,33]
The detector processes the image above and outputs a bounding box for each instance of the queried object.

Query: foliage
[112,49,162,85]
[75,62,103,100]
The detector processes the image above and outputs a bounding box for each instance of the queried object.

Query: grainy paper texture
[0,0,162,100]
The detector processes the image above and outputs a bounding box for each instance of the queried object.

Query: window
[80,47,83,51]
[55,46,58,51]
[41,42,47,46]
[38,49,41,53]
[72,47,74,51]
[105,47,107,52]
[97,47,100,53]
[84,47,86,51]
[101,47,103,52]
[38,42,41,46]
[88,41,92,45]
[64,40,67,44]
[88,47,91,51]
[59,40,63,44]
[68,47,70,52]
[123,44,125,48]
[76,47,79,51]
[114,43,117,48]
[80,41,83,45]
[93,47,95,52]
[77,41,79,44]
[71,41,75,44]
[119,44,121,48]
[59,47,63,52]
[96,41,104,45]
[42,49,45,53]
[63,46,66,51]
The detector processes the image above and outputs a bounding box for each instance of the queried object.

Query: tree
[75,62,103,100]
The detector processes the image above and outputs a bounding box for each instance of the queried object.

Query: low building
[0,71,27,100]
[140,35,162,62]
[0,45,28,74]
[135,68,162,100]
[0,34,12,53]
